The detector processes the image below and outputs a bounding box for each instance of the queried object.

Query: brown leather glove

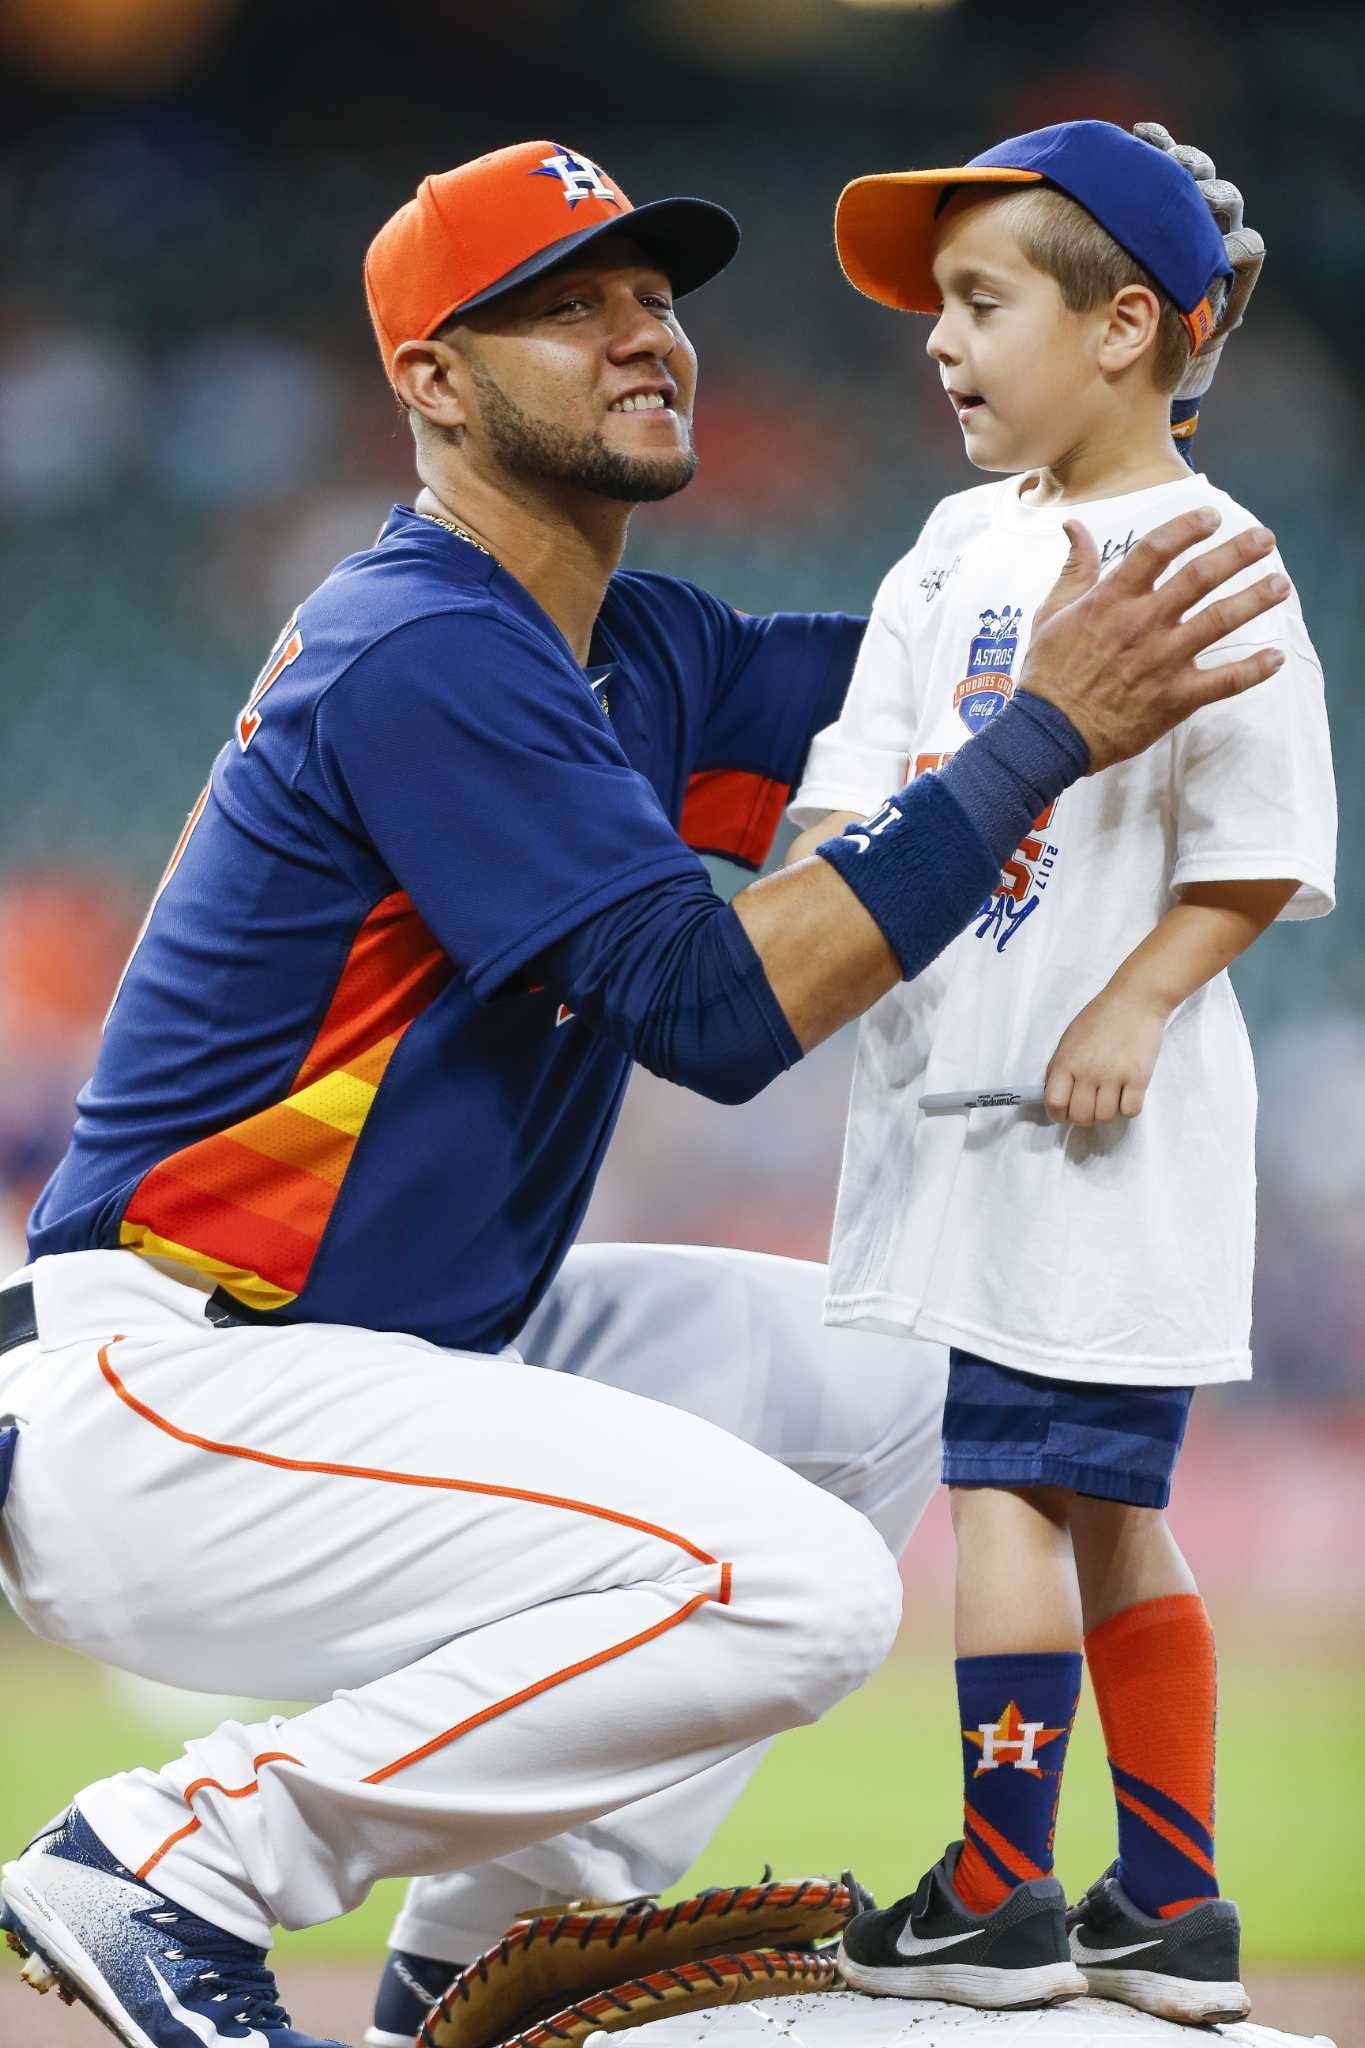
[418,1876,865,2048]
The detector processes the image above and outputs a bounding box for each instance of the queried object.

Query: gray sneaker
[837,1842,1087,2009]
[1067,1864,1250,2024]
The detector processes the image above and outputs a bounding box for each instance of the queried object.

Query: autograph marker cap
[835,119,1232,352]
[365,140,740,382]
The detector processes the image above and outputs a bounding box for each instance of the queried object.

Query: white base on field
[582,1991,1334,2048]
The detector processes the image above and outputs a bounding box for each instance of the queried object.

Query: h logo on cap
[532,145,619,209]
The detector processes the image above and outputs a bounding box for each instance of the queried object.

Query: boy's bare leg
[1069,1495,1197,1631]
[951,1485,1081,1654]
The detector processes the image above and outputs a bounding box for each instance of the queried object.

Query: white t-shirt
[791,471,1336,1386]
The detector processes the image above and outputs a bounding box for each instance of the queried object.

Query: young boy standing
[788,123,1336,2023]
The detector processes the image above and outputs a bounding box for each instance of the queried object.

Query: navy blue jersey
[31,509,861,1351]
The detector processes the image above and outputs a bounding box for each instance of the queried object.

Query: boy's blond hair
[988,185,1214,392]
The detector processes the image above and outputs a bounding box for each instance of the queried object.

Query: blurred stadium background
[1,0,1362,2034]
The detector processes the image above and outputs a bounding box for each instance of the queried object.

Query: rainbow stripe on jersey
[118,891,452,1311]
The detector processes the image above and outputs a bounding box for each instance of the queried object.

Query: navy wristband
[816,692,1087,982]
[939,690,1089,849]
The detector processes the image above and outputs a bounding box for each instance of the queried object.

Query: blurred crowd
[0,0,1361,1403]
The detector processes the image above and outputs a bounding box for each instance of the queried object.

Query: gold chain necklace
[417,508,494,559]
[420,504,607,710]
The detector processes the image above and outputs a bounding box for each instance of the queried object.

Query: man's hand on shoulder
[1018,509,1288,773]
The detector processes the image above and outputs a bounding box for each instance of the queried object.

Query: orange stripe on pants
[98,1339,734,1883]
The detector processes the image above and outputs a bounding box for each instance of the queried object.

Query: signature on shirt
[919,555,962,602]
[1099,529,1137,569]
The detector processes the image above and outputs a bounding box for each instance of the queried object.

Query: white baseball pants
[0,1245,944,1953]
[388,1243,945,1961]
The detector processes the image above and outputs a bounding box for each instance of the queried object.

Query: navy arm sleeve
[540,876,802,1107]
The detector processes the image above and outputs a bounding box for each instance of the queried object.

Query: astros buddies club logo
[950,603,1063,952]
[910,606,1064,953]
[954,605,1023,733]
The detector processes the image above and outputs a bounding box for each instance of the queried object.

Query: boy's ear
[1099,284,1163,378]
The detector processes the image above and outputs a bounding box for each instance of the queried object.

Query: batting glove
[1134,121,1266,463]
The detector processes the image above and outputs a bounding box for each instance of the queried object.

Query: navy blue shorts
[940,1349,1193,1509]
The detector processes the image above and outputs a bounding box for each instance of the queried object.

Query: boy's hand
[1045,986,1168,1125]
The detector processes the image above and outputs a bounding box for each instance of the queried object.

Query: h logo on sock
[965,1700,1066,1776]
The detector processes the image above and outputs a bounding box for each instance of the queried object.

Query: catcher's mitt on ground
[418,1875,868,2048]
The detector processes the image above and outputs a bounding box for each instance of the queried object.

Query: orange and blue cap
[365,140,740,384]
[835,119,1232,354]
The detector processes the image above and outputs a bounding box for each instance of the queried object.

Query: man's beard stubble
[467,355,698,504]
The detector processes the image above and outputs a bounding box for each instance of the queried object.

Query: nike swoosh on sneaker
[147,1957,271,2046]
[894,1926,980,1959]
[1071,1934,1163,1962]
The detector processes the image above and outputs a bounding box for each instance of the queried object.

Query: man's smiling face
[448,237,700,503]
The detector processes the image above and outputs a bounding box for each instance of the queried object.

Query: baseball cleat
[1,1805,345,2046]
[1068,1863,1250,2024]
[366,1947,461,2048]
[837,1841,1086,2009]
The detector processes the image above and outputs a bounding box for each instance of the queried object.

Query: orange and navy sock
[1085,1593,1219,1918]
[953,1652,1082,1913]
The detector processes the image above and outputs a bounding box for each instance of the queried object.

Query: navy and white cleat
[1,1806,344,2046]
[365,1947,459,2048]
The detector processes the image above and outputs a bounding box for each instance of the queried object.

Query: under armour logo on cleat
[147,1958,270,2045]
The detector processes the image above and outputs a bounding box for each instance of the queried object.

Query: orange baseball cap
[365,140,740,382]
